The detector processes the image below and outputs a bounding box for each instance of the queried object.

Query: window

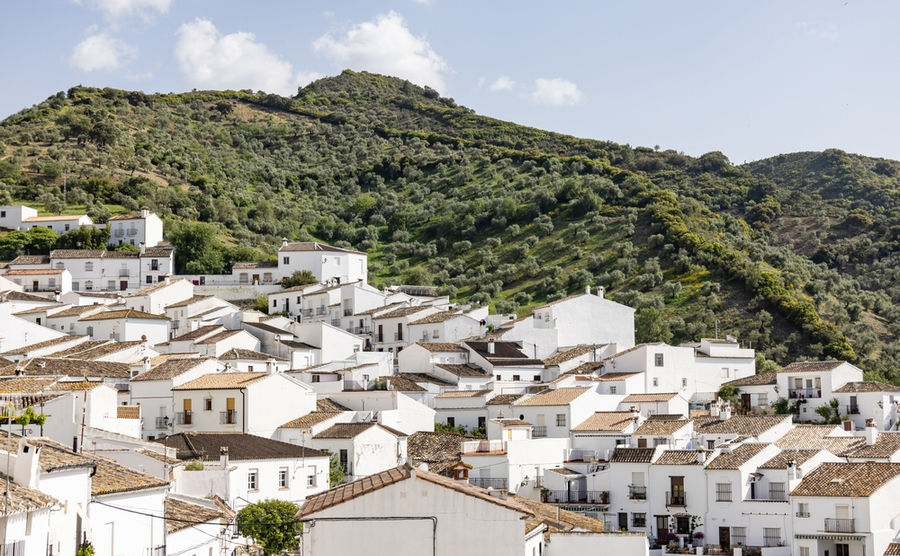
[797,503,810,518]
[146,276,153,284]
[681,378,687,387]
[763,528,781,547]
[652,378,659,387]
[731,527,746,546]
[107,280,115,290]
[556,414,566,427]
[247,366,253,372]
[307,466,316,487]
[362,374,370,382]
[512,375,521,381]
[248,469,258,490]
[447,417,455,427]
[769,482,785,500]
[655,354,664,367]
[800,547,810,556]
[758,393,768,406]
[283,257,290,264]
[85,280,93,291]
[716,483,732,502]
[533,375,541,382]
[496,375,501,381]
[239,273,248,284]
[675,516,689,535]
[272,299,277,308]
[311,375,320,383]
[610,386,617,394]
[279,467,289,488]
[204,398,212,411]
[297,296,302,303]
[433,329,440,339]
[478,416,486,429]
[87,326,94,336]
[722,368,730,378]
[836,544,849,556]
[1,211,5,217]
[632,513,646,528]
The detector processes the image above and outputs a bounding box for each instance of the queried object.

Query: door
[750,482,756,500]
[741,393,751,413]
[656,516,669,542]
[32,280,38,291]
[670,476,685,505]
[378,324,383,342]
[637,438,648,448]
[719,527,730,549]
[120,280,127,291]
[618,513,628,531]
[252,274,260,284]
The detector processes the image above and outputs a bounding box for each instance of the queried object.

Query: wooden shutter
[226,397,235,410]
[183,398,191,411]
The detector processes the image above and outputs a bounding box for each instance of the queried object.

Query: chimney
[14,439,42,489]
[630,406,640,420]
[787,459,796,481]
[54,292,60,303]
[139,241,146,255]
[487,339,495,355]
[164,275,170,285]
[585,285,591,295]
[866,419,878,446]
[597,286,604,299]
[697,449,707,464]
[720,404,732,421]
[710,402,720,418]
[220,446,229,468]
[281,237,289,249]
[265,358,276,374]
[142,356,151,375]
[141,206,150,218]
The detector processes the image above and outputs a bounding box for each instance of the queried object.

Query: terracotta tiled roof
[791,462,900,497]
[724,371,777,387]
[488,358,544,367]
[169,325,225,342]
[13,304,64,315]
[51,380,106,391]
[705,443,771,470]
[594,372,641,381]
[172,372,269,390]
[4,269,65,276]
[508,494,609,535]
[374,306,433,319]
[634,419,690,436]
[0,471,57,515]
[689,409,710,418]
[847,433,900,459]
[759,449,823,469]
[131,358,212,382]
[435,389,492,399]
[464,341,529,359]
[48,340,116,358]
[605,343,664,360]
[434,363,492,377]
[279,412,341,429]
[313,422,377,439]
[317,398,351,412]
[195,330,246,345]
[48,305,108,318]
[162,432,329,461]
[547,467,581,476]
[3,291,53,302]
[486,394,524,405]
[543,345,603,366]
[218,348,286,362]
[653,450,707,466]
[8,255,50,265]
[773,425,845,448]
[610,447,656,463]
[126,278,188,297]
[407,432,465,464]
[621,392,678,403]
[61,340,144,360]
[497,419,531,426]
[279,242,364,255]
[568,362,605,374]
[514,387,590,407]
[381,375,427,392]
[694,414,791,436]
[885,543,900,556]
[296,464,532,520]
[572,411,637,432]
[0,358,131,379]
[354,302,407,316]
[80,309,170,321]
[164,295,213,308]
[408,312,468,325]
[1,335,89,355]
[414,342,467,353]
[92,456,169,496]
[167,498,230,534]
[135,449,180,465]
[778,361,846,373]
[0,433,95,473]
[0,377,58,394]
[834,381,900,393]
[232,261,278,269]
[117,406,141,419]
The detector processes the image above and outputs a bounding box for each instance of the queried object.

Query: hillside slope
[2,70,900,380]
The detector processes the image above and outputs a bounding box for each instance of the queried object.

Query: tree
[717,385,740,409]
[0,231,28,259]
[56,226,110,250]
[281,270,318,289]
[14,407,47,436]
[634,307,673,344]
[24,227,59,254]
[236,499,299,555]
[167,221,225,274]
[329,454,346,487]
[815,397,845,425]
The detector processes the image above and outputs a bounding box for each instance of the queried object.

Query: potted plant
[693,531,705,546]
[540,488,550,503]
[76,542,94,556]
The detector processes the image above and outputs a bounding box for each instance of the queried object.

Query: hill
[2,70,900,381]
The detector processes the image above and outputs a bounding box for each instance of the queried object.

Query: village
[0,205,898,556]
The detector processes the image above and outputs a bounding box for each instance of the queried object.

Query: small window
[610,386,617,394]
[763,528,781,547]
[758,393,768,406]
[65,224,70,231]
[248,469,258,490]
[800,548,810,556]
[556,414,566,427]
[272,299,277,308]
[311,375,320,383]
[654,354,664,367]
[496,375,501,381]
[283,257,290,264]
[632,513,646,528]
[146,276,153,284]
[447,417,455,427]
[716,483,732,502]
[204,398,212,411]
[722,367,729,378]
[279,467,289,488]
[87,326,94,336]
[797,503,810,517]
[85,280,93,291]
[512,374,520,381]
[247,366,253,372]
[652,378,658,387]
[681,378,687,387]
[307,465,316,487]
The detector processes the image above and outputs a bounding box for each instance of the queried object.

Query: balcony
[796,511,810,518]
[176,411,192,425]
[394,332,403,341]
[150,262,159,271]
[564,449,599,462]
[331,319,341,327]
[354,326,371,335]
[154,416,169,429]
[462,439,505,453]
[789,388,821,399]
[375,335,384,343]
[301,309,313,317]
[542,490,609,504]
[532,425,547,438]
[629,485,647,500]
[847,405,860,415]
[316,307,326,315]
[119,269,130,277]
[114,229,125,237]
[468,478,508,489]
[126,228,138,236]
[343,308,353,317]
[534,476,543,488]
[220,410,238,425]
[825,518,855,533]
[666,491,686,506]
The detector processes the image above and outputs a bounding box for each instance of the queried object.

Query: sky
[1,0,899,164]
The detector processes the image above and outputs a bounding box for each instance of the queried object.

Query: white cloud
[321,10,334,18]
[69,32,136,71]
[313,11,450,92]
[125,71,153,81]
[527,78,584,106]
[175,18,320,95]
[797,21,838,41]
[489,75,516,92]
[82,0,173,21]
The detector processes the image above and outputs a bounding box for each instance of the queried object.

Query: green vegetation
[3,72,900,381]
[235,499,300,555]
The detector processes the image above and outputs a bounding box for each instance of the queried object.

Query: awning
[795,534,866,542]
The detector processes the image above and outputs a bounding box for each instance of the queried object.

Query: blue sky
[2,0,898,163]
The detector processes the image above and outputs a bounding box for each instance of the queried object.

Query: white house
[832,381,900,431]
[76,308,170,346]
[0,205,38,230]
[513,387,600,439]
[1,268,72,294]
[106,206,164,248]
[22,213,93,235]
[309,422,408,481]
[434,389,492,432]
[570,411,640,461]
[125,278,193,315]
[165,495,233,556]
[722,371,779,414]
[777,361,864,422]
[327,390,436,435]
[407,311,483,344]
[632,415,693,449]
[278,240,368,285]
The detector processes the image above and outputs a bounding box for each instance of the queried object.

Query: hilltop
[2,70,900,380]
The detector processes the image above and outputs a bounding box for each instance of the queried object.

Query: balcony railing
[375,335,383,342]
[825,518,855,533]
[127,228,138,236]
[220,410,238,425]
[114,229,125,237]
[331,319,341,327]
[564,449,599,462]
[343,308,353,317]
[796,511,810,518]
[154,416,169,429]
[666,491,686,506]
[532,426,547,438]
[468,478,507,489]
[534,476,543,488]
[316,307,327,315]
[462,439,505,453]
[846,405,860,415]
[394,332,403,341]
[789,388,821,399]
[150,262,159,271]
[354,326,371,335]
[629,485,647,500]
[301,309,313,317]
[543,490,609,504]
[176,411,192,425]
[119,269,130,277]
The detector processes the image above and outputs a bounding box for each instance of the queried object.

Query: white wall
[90,488,168,556]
